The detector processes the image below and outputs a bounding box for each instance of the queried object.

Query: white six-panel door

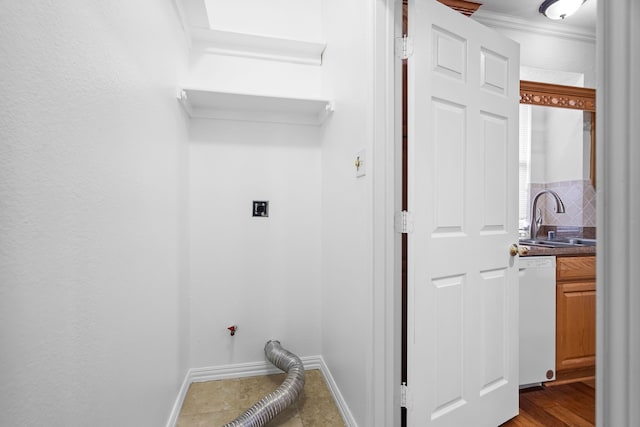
[406,1,520,426]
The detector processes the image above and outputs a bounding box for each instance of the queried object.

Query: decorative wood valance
[436,0,482,16]
[520,80,596,112]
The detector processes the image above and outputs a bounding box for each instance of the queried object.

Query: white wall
[0,1,189,426]
[186,54,323,99]
[205,0,322,41]
[186,0,324,368]
[188,119,322,367]
[321,0,376,424]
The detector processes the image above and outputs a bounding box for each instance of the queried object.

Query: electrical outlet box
[252,201,269,217]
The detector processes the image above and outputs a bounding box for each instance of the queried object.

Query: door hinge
[400,382,408,408]
[395,35,414,60]
[395,210,414,234]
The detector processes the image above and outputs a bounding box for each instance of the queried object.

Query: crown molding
[472,10,596,43]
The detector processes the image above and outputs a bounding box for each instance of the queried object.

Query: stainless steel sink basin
[566,238,596,246]
[519,238,596,248]
[519,239,578,248]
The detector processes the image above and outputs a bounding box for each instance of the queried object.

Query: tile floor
[176,369,346,427]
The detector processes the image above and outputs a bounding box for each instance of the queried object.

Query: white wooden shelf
[190,28,327,65]
[178,89,334,126]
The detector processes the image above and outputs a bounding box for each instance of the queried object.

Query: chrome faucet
[530,190,565,239]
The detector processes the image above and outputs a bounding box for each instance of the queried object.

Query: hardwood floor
[500,380,595,427]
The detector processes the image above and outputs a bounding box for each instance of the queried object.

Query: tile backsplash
[529,180,596,228]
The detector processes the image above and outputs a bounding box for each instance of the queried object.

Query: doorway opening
[399,3,596,426]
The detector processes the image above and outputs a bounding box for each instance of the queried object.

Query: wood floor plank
[519,388,559,409]
[544,385,595,424]
[570,381,596,399]
[502,410,546,427]
[500,381,595,427]
[545,405,594,427]
[518,396,568,427]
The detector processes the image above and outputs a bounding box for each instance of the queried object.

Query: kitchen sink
[519,238,596,248]
[566,238,596,246]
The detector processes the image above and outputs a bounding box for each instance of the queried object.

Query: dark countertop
[522,244,596,257]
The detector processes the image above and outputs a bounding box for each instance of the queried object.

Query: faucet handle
[535,208,543,227]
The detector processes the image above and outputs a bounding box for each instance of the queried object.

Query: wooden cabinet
[555,255,596,379]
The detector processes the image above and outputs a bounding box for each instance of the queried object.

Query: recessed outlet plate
[252,201,269,217]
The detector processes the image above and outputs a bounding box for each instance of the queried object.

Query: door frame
[370,1,403,426]
[372,1,640,427]
[597,1,640,426]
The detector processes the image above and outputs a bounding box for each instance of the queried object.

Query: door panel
[432,99,465,231]
[480,113,508,232]
[406,1,520,426]
[479,268,508,393]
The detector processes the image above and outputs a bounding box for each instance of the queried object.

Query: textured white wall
[0,2,189,426]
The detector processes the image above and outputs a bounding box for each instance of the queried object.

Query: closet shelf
[190,28,326,65]
[178,89,334,126]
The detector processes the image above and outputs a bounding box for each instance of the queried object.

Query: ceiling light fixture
[539,0,586,20]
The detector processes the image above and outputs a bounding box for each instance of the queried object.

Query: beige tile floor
[176,369,346,427]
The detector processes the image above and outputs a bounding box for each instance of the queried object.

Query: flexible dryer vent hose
[223,340,306,427]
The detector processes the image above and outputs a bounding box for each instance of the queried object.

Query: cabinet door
[556,280,596,372]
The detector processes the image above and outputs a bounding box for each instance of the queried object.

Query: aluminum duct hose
[223,340,306,427]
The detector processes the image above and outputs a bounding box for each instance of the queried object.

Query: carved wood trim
[520,80,596,112]
[436,0,482,16]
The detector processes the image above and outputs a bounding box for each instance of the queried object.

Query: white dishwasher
[519,255,556,388]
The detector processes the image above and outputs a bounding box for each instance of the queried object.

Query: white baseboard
[165,371,191,427]
[166,355,357,427]
[314,356,358,427]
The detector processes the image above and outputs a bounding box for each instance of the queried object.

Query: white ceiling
[476,0,596,33]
